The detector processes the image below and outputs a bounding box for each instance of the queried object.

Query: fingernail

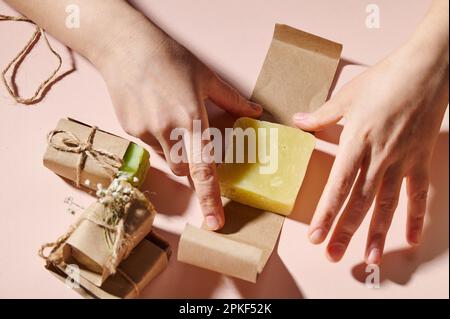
[309,228,324,244]
[327,244,345,262]
[409,230,422,246]
[293,112,309,122]
[206,215,220,230]
[250,102,263,112]
[367,248,381,265]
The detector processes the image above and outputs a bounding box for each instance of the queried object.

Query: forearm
[405,0,449,69]
[4,0,166,68]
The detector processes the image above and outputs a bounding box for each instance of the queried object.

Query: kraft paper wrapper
[43,118,130,190]
[46,232,171,299]
[178,24,342,282]
[178,199,284,283]
[62,195,156,286]
[252,24,342,125]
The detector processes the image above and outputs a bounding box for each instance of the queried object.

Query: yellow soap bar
[218,117,315,215]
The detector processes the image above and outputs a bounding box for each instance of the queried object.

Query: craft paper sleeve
[178,199,284,282]
[252,24,342,125]
[47,232,171,299]
[178,24,342,282]
[62,189,156,286]
[43,118,130,190]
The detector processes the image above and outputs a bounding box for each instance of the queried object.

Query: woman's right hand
[93,19,262,230]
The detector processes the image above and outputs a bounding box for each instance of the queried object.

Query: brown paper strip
[43,118,130,190]
[178,199,284,283]
[46,232,171,299]
[178,24,342,282]
[252,24,342,125]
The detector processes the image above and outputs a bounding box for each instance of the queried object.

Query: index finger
[308,140,366,243]
[187,117,224,231]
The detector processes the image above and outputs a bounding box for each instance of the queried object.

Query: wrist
[402,1,449,72]
[393,33,449,85]
[406,33,449,70]
[87,14,167,75]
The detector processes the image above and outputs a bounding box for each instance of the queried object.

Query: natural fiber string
[38,183,151,269]
[38,223,139,296]
[37,194,145,296]
[0,14,62,104]
[37,208,130,272]
[47,127,123,187]
[37,224,78,265]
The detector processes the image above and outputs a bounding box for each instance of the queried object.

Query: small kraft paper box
[47,232,171,299]
[177,24,342,282]
[40,178,170,298]
[43,118,150,190]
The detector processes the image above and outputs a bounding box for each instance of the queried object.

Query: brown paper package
[47,232,171,299]
[177,24,342,282]
[43,118,130,190]
[62,195,156,286]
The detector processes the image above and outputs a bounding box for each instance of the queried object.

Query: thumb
[208,75,263,117]
[293,97,346,131]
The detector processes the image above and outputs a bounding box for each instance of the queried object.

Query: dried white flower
[111,179,119,189]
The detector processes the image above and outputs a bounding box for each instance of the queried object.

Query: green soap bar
[120,143,150,188]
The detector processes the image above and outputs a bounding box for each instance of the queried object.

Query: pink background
[0,0,448,298]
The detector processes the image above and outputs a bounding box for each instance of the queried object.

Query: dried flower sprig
[96,172,135,249]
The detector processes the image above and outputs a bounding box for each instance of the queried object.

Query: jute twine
[37,186,151,296]
[0,14,63,104]
[47,126,123,187]
[37,201,133,273]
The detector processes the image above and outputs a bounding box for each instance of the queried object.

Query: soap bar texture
[217,117,315,215]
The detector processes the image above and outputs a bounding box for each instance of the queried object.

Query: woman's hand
[294,27,448,264]
[94,21,262,231]
[4,0,262,230]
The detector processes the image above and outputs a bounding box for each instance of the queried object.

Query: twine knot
[47,127,123,187]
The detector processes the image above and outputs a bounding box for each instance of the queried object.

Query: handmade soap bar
[121,142,150,187]
[217,117,315,215]
[43,118,150,190]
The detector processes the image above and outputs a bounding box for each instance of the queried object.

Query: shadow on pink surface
[351,132,449,285]
[327,57,367,102]
[142,167,193,216]
[139,228,303,298]
[289,120,345,225]
[290,148,335,225]
[231,243,304,298]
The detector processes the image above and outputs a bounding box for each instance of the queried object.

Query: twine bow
[47,126,123,187]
